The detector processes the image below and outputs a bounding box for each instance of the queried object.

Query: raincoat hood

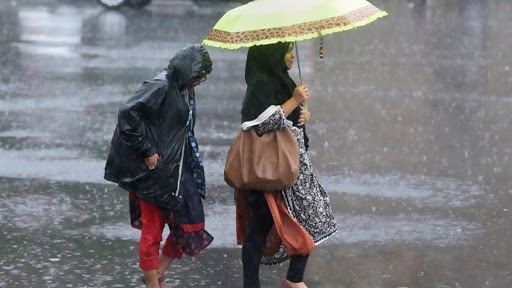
[167,44,213,88]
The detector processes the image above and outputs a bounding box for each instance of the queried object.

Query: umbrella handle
[303,101,310,122]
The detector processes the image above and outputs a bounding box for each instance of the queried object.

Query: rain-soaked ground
[0,0,511,287]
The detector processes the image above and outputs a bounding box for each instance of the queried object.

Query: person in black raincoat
[104,44,213,288]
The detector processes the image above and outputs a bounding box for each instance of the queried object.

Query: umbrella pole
[295,41,302,83]
[294,41,309,121]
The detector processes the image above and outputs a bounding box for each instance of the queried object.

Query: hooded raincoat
[104,44,212,211]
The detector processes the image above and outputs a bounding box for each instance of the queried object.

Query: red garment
[139,198,183,270]
[236,190,315,256]
[136,195,213,271]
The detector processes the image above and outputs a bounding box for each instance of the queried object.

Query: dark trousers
[242,192,309,288]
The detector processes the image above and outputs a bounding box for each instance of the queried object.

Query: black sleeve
[117,80,167,158]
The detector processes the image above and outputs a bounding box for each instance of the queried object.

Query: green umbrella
[203,0,387,117]
[203,0,387,50]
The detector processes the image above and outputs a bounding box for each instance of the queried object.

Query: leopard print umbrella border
[205,5,384,47]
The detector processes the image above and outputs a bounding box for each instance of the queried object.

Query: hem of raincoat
[104,171,119,184]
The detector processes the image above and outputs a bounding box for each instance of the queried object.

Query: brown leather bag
[224,126,300,191]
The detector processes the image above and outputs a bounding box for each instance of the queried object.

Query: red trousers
[139,199,183,271]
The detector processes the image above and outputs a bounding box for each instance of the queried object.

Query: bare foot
[284,279,308,288]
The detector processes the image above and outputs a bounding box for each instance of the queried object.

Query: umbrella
[203,0,387,49]
[202,0,387,116]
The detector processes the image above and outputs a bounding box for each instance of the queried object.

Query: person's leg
[142,270,160,288]
[144,249,174,288]
[283,254,310,288]
[242,192,274,288]
[158,254,174,276]
[139,199,165,288]
[158,223,181,279]
[287,254,309,282]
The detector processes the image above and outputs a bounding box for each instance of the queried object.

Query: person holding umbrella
[104,44,214,288]
[236,42,338,288]
[202,1,387,287]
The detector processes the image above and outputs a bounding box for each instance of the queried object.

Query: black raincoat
[104,44,212,210]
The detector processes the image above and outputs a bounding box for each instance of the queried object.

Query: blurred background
[0,0,511,287]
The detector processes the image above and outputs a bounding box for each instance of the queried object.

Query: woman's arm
[252,84,310,134]
[281,83,309,117]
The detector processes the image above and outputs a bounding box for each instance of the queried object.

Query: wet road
[0,0,511,287]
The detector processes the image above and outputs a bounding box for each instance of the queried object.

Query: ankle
[145,282,160,288]
[142,271,165,287]
[284,279,308,288]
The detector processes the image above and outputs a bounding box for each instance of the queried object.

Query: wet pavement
[0,0,511,287]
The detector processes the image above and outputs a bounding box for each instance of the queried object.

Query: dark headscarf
[241,42,309,149]
[241,42,299,123]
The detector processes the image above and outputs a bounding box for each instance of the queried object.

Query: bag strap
[241,105,292,131]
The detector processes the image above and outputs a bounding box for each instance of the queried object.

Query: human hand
[292,83,310,105]
[298,106,311,126]
[145,154,160,170]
